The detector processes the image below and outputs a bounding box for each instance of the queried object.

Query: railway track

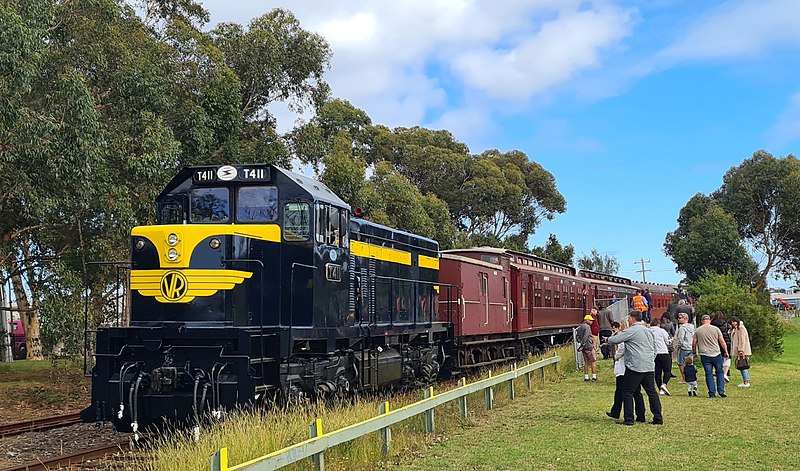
[2,439,132,471]
[0,413,83,438]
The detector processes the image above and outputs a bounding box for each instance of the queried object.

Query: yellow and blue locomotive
[83,164,454,432]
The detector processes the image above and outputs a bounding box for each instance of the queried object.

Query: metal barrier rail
[210,354,561,471]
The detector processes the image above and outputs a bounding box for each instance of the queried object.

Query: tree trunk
[10,270,43,360]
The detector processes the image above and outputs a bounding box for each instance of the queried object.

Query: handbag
[735,356,750,370]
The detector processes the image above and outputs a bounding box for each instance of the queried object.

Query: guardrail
[210,354,561,471]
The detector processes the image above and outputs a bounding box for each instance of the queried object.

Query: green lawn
[396,321,800,471]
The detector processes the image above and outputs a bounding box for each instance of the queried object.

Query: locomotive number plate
[326,263,342,282]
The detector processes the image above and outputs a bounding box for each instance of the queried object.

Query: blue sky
[199,0,800,287]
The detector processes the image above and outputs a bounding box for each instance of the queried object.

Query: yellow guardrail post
[423,387,435,434]
[309,418,324,471]
[210,447,228,471]
[379,401,391,456]
[485,370,494,410]
[458,378,468,419]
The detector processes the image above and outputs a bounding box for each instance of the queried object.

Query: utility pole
[635,258,651,282]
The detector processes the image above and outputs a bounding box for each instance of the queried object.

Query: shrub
[690,273,786,357]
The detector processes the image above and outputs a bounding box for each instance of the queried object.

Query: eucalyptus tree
[577,249,620,275]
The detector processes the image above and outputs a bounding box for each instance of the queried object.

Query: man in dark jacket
[711,311,732,382]
[598,305,614,359]
[643,289,653,324]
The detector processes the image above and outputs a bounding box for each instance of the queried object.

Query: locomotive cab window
[340,210,349,248]
[190,187,229,223]
[237,186,278,223]
[159,200,185,224]
[284,202,310,241]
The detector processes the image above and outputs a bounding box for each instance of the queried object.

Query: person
[649,317,673,396]
[576,314,597,381]
[711,311,732,382]
[683,355,699,396]
[590,308,601,355]
[675,299,694,325]
[693,314,730,398]
[643,289,653,324]
[632,290,649,323]
[606,321,645,421]
[598,304,614,359]
[676,312,695,384]
[729,318,752,388]
[607,310,663,425]
[661,312,677,378]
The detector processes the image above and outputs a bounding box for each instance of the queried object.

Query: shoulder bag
[735,356,750,370]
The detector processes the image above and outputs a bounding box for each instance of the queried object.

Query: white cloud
[201,0,636,145]
[656,0,800,63]
[766,90,800,149]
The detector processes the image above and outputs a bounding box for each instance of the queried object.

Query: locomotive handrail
[210,354,561,471]
[83,260,132,376]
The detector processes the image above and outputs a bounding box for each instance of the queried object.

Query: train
[81,163,678,432]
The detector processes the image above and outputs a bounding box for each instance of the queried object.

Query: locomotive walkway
[396,319,800,470]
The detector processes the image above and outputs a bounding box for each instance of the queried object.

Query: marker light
[167,233,179,246]
[209,238,221,249]
[135,239,145,250]
[167,248,179,261]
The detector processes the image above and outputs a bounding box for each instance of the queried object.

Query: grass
[396,319,800,471]
[133,350,570,471]
[0,358,89,423]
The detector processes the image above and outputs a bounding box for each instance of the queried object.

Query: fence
[210,354,561,471]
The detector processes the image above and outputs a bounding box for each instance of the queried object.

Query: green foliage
[712,150,800,291]
[576,248,620,274]
[664,194,757,285]
[531,234,575,266]
[690,273,786,357]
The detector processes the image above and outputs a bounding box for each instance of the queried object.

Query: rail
[0,412,82,438]
[210,354,561,471]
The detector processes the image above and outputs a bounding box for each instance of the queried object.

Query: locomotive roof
[158,164,349,208]
[352,217,438,248]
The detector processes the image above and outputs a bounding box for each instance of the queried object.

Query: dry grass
[133,348,572,471]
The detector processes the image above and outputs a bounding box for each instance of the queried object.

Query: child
[684,355,698,396]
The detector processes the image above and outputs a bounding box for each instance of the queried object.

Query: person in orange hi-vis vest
[632,290,649,323]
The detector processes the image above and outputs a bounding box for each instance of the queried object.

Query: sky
[198,0,800,287]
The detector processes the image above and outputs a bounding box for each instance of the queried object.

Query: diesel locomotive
[82,164,454,432]
[82,163,678,433]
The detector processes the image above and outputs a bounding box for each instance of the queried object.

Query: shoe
[724,375,730,383]
[591,377,597,382]
[660,384,671,396]
[659,390,665,395]
[688,391,692,397]
[617,421,635,426]
[692,390,698,397]
[738,383,747,388]
[651,420,664,425]
[636,418,646,423]
[743,383,751,388]
[584,377,590,382]
[606,412,619,419]
[709,393,716,398]
[719,392,727,398]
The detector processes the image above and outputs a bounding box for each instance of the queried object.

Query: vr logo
[160,271,188,301]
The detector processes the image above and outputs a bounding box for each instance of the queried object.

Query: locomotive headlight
[167,248,179,261]
[135,239,145,250]
[167,233,179,246]
[209,238,221,249]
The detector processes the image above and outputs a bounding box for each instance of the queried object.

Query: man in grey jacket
[607,310,663,425]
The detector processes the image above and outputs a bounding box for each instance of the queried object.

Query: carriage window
[481,254,499,264]
[284,202,310,241]
[315,204,327,244]
[521,287,527,307]
[535,288,542,307]
[237,187,278,222]
[190,187,229,223]
[160,201,184,224]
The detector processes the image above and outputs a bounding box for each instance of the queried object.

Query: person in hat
[576,314,597,381]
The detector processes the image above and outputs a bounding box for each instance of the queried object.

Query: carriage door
[479,272,489,326]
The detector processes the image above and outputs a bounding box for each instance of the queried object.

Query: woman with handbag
[730,318,752,388]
